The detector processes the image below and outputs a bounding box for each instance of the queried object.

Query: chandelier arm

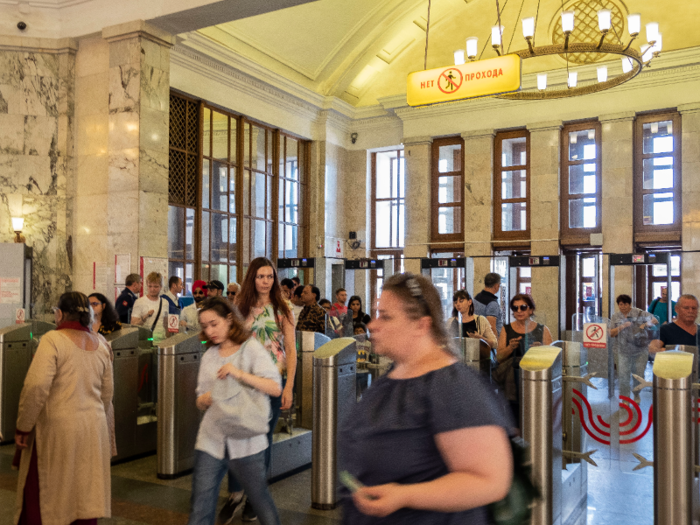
[495,0,504,56]
[507,0,527,54]
[424,0,432,70]
[623,35,637,52]
[533,0,541,47]
[596,32,607,50]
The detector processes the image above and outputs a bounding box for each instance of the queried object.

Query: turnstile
[156,332,204,479]
[456,337,492,379]
[296,331,331,430]
[0,321,54,442]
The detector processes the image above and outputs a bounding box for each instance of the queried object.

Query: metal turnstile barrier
[296,331,331,430]
[0,321,54,442]
[456,337,492,379]
[156,332,204,479]
[311,338,357,510]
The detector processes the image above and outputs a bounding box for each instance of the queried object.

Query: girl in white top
[188,298,282,525]
[447,290,498,349]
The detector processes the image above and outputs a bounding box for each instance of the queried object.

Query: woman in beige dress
[14,292,114,525]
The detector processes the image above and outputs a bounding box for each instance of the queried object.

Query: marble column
[600,112,635,317]
[307,140,328,292]
[403,136,432,275]
[102,21,174,276]
[679,103,700,292]
[528,121,562,337]
[462,129,495,295]
[344,149,369,299]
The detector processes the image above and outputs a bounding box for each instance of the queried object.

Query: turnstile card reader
[296,331,331,430]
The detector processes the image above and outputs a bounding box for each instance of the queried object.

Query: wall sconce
[351,132,358,144]
[12,217,25,243]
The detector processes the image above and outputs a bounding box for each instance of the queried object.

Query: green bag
[488,437,541,525]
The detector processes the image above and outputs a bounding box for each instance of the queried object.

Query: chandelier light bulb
[568,71,578,88]
[646,22,659,43]
[653,33,663,53]
[621,56,634,73]
[641,44,654,63]
[466,37,478,59]
[627,13,641,36]
[522,17,535,39]
[491,25,504,46]
[597,66,608,82]
[561,11,575,34]
[454,49,465,65]
[537,73,547,91]
[598,9,611,33]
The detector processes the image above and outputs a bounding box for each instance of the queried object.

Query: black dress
[339,363,511,525]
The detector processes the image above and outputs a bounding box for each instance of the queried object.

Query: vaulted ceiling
[196,0,698,107]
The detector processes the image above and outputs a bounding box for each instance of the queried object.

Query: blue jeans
[188,449,281,525]
[228,378,285,492]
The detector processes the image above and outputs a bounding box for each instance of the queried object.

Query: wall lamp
[12,217,25,243]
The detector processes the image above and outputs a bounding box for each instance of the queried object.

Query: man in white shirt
[162,275,182,315]
[181,279,208,333]
[131,272,169,342]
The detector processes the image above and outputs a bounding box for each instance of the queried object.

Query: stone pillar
[102,21,173,276]
[528,121,562,337]
[600,112,635,317]
[462,129,495,295]
[679,103,700,291]
[403,136,432,275]
[308,140,326,291]
[344,149,369,299]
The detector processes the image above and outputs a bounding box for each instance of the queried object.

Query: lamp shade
[621,57,634,73]
[561,11,575,33]
[627,13,641,36]
[491,25,504,46]
[597,66,608,82]
[653,33,663,52]
[454,49,465,65]
[11,217,24,231]
[522,17,535,39]
[646,22,659,43]
[466,37,478,58]
[568,71,578,88]
[537,74,547,91]
[598,9,611,32]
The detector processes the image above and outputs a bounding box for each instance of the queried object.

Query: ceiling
[196,0,699,107]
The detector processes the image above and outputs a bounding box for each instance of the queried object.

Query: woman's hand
[508,336,522,351]
[466,332,481,339]
[353,483,407,517]
[281,384,294,410]
[217,364,242,380]
[15,432,29,449]
[196,392,213,411]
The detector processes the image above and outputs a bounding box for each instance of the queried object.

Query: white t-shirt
[132,296,169,342]
[181,303,201,333]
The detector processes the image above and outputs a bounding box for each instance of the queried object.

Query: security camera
[17,21,27,31]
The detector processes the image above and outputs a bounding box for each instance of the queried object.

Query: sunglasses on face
[511,304,530,312]
[193,291,205,296]
[227,291,236,296]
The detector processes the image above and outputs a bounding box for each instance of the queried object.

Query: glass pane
[399,201,405,248]
[168,206,184,259]
[375,151,396,198]
[202,159,210,208]
[212,112,228,162]
[229,167,236,213]
[520,267,531,278]
[278,222,285,259]
[568,163,596,195]
[399,153,405,199]
[244,123,251,168]
[266,174,272,219]
[253,220,266,259]
[438,206,462,234]
[375,201,391,247]
[643,120,673,154]
[201,211,210,261]
[279,178,285,222]
[642,192,674,225]
[229,265,237,284]
[230,118,237,165]
[652,255,680,277]
[286,138,298,180]
[254,127,266,171]
[652,282,680,303]
[502,170,527,199]
[290,182,299,224]
[253,172,266,218]
[643,157,673,190]
[243,170,251,215]
[569,198,597,228]
[242,218,250,266]
[186,208,194,260]
[202,107,211,157]
[200,264,210,282]
[501,136,527,167]
[568,129,596,161]
[229,218,237,263]
[286,224,297,258]
[582,257,596,278]
[438,175,461,204]
[211,213,228,262]
[212,161,227,212]
[211,264,228,283]
[185,263,193,295]
[502,202,527,231]
[438,144,461,173]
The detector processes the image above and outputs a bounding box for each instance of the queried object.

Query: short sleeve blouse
[339,362,511,525]
[246,304,287,372]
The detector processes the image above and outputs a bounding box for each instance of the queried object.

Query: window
[431,137,464,243]
[564,251,602,330]
[494,130,530,240]
[634,251,681,308]
[430,251,466,320]
[634,112,681,242]
[278,135,308,260]
[561,122,602,244]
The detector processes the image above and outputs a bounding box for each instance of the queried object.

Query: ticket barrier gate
[0,321,54,442]
[311,338,357,510]
[456,337,493,380]
[296,331,331,430]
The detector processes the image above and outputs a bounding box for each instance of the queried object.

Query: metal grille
[551,0,624,64]
[169,92,199,206]
[170,96,186,150]
[186,154,197,207]
[186,100,198,153]
[169,149,186,205]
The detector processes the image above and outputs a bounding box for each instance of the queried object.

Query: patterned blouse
[246,304,288,373]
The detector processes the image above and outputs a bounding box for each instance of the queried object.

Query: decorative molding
[402,136,433,146]
[678,102,700,115]
[0,0,92,8]
[0,35,77,53]
[527,120,563,132]
[461,129,495,139]
[598,111,636,122]
[103,20,175,48]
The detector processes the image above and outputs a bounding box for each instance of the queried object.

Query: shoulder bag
[151,299,164,332]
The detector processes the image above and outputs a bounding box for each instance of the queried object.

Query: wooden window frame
[560,121,602,245]
[431,136,465,244]
[277,133,309,261]
[493,129,530,241]
[633,111,682,243]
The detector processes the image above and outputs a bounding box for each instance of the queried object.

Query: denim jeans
[188,449,281,525]
[618,349,648,400]
[228,377,285,492]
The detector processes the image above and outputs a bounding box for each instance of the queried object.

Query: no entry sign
[583,322,607,349]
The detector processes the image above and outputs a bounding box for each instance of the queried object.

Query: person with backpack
[647,286,676,325]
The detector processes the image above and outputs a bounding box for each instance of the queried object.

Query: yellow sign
[407,55,522,106]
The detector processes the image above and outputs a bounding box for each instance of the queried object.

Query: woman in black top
[348,295,371,326]
[88,293,122,336]
[340,273,512,524]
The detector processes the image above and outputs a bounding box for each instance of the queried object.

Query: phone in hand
[340,470,365,493]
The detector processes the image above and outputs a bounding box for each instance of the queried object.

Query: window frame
[493,129,531,241]
[633,111,682,243]
[431,136,465,244]
[560,120,602,245]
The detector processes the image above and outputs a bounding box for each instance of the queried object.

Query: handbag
[488,436,541,525]
[206,341,271,439]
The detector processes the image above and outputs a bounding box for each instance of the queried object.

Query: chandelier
[450,2,662,100]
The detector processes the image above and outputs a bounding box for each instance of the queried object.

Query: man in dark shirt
[650,294,698,352]
[115,273,142,324]
[296,284,326,333]
[473,272,503,337]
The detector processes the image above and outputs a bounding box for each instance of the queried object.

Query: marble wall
[0,37,76,316]
[680,104,700,292]
[403,137,432,275]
